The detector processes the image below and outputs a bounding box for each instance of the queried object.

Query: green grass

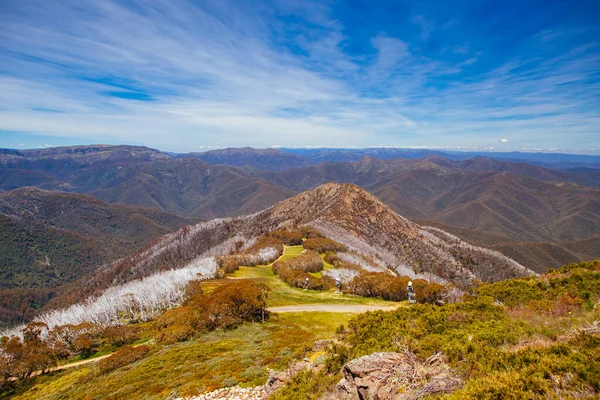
[308,253,335,278]
[4,244,399,399]
[231,264,398,307]
[65,349,113,364]
[278,245,304,261]
[7,313,353,400]
[228,245,401,307]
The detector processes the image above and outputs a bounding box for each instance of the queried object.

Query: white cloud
[499,138,509,143]
[0,0,598,150]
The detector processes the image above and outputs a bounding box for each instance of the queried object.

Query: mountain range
[2,145,599,272]
[0,140,597,326]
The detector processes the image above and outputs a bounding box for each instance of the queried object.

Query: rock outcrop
[335,351,462,400]
[265,359,324,395]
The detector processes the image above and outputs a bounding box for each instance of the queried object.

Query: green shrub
[477,261,600,313]
[270,369,339,400]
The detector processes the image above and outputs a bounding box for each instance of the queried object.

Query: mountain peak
[269,182,419,236]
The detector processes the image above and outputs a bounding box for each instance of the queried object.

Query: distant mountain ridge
[177,147,311,170]
[281,147,600,169]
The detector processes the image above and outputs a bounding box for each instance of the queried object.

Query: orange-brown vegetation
[267,229,303,245]
[155,280,270,345]
[274,250,323,273]
[344,272,444,303]
[0,321,100,385]
[215,235,284,273]
[272,251,335,290]
[97,345,150,373]
[324,251,340,265]
[299,226,325,239]
[302,238,348,253]
[101,325,141,347]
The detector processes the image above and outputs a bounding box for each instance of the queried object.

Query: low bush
[343,272,444,303]
[302,238,348,253]
[325,262,600,399]
[331,298,534,371]
[154,306,200,344]
[97,345,150,373]
[273,251,324,273]
[216,257,241,273]
[272,263,335,291]
[215,235,284,274]
[345,272,409,301]
[267,229,303,245]
[299,226,325,239]
[270,369,340,400]
[477,260,600,313]
[272,254,335,291]
[324,251,340,266]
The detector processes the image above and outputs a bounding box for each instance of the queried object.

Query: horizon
[2,142,600,156]
[1,0,599,151]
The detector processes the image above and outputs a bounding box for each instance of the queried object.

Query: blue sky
[0,0,599,153]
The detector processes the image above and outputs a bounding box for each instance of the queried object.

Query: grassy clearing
[7,312,353,400]
[228,245,403,307]
[231,264,400,307]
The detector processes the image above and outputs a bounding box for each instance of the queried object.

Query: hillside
[1,147,294,219]
[412,219,600,273]
[2,232,598,399]
[0,188,195,326]
[0,183,594,400]
[38,183,532,321]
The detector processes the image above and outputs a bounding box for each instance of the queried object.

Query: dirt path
[8,354,111,382]
[12,342,150,381]
[267,304,400,313]
[50,353,112,372]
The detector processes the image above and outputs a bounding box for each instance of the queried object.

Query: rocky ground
[177,385,268,400]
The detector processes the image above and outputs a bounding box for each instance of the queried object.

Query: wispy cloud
[0,0,598,151]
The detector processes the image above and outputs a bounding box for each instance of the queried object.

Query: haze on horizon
[1,0,599,153]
